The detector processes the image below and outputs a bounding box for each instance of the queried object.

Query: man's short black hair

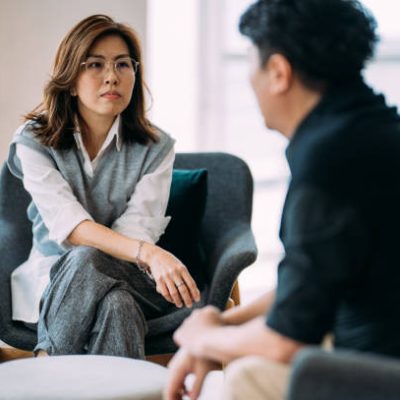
[239,0,378,89]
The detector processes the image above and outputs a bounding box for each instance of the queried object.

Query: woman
[7,14,200,358]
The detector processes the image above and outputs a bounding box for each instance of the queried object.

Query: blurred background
[1,0,399,303]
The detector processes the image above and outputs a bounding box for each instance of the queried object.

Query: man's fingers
[165,369,186,400]
[189,368,208,400]
[164,352,191,400]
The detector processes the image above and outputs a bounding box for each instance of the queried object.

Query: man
[165,0,400,399]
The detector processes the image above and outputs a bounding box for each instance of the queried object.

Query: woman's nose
[104,65,119,85]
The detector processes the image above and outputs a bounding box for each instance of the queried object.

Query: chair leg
[231,281,241,306]
[0,347,33,363]
[226,280,241,309]
[146,353,174,367]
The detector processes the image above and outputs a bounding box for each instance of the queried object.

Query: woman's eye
[116,61,130,69]
[88,62,103,69]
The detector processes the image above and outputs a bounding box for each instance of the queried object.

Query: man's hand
[173,306,223,357]
[164,349,219,400]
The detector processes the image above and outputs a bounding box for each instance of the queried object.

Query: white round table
[0,355,168,399]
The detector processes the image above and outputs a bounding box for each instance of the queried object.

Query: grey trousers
[34,246,176,359]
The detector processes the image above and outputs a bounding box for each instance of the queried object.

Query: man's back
[267,79,400,357]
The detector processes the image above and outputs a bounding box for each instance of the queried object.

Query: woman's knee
[47,246,110,290]
[62,246,107,274]
[100,290,147,330]
[67,245,105,264]
[102,290,140,316]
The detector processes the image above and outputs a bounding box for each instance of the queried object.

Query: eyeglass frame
[79,56,140,77]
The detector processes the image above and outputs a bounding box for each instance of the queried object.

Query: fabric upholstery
[0,355,167,399]
[157,169,208,290]
[288,348,400,400]
[0,163,34,349]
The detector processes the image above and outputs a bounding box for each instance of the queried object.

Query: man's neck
[280,87,322,139]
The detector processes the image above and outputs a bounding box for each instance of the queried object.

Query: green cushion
[157,169,208,290]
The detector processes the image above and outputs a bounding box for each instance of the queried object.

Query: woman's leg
[87,289,147,358]
[35,246,174,357]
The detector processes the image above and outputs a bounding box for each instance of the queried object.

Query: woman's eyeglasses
[80,57,139,78]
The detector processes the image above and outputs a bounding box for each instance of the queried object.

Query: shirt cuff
[112,215,171,244]
[47,202,93,245]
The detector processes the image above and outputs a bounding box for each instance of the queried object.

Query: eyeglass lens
[82,57,138,76]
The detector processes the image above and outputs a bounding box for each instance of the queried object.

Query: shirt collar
[73,115,122,153]
[286,78,365,165]
[285,78,400,170]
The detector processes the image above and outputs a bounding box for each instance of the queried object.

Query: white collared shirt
[11,117,174,322]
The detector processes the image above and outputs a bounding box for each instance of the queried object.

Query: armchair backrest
[0,163,34,348]
[0,162,32,265]
[174,152,254,278]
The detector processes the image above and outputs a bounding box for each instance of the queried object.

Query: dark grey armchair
[287,347,400,400]
[0,152,257,356]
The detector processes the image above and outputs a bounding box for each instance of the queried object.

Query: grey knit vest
[7,121,175,257]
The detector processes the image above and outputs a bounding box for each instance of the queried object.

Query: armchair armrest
[288,348,400,400]
[206,223,257,309]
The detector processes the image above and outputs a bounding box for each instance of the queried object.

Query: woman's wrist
[134,240,157,279]
[135,240,155,268]
[135,239,145,265]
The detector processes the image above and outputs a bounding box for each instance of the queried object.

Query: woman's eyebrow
[87,53,131,59]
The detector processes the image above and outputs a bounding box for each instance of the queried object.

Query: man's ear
[266,53,292,95]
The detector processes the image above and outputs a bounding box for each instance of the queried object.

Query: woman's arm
[68,219,200,308]
[110,148,175,244]
[16,144,94,245]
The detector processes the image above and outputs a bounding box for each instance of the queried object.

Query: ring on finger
[175,280,185,287]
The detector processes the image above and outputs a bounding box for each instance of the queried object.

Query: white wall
[147,0,200,151]
[0,0,147,162]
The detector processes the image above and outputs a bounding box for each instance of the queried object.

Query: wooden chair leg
[226,280,241,309]
[230,281,241,306]
[145,353,174,367]
[0,347,33,363]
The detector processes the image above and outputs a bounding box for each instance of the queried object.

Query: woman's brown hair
[25,14,157,149]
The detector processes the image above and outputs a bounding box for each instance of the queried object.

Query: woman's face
[74,34,136,126]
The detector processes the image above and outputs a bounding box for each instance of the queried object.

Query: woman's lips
[101,92,121,100]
